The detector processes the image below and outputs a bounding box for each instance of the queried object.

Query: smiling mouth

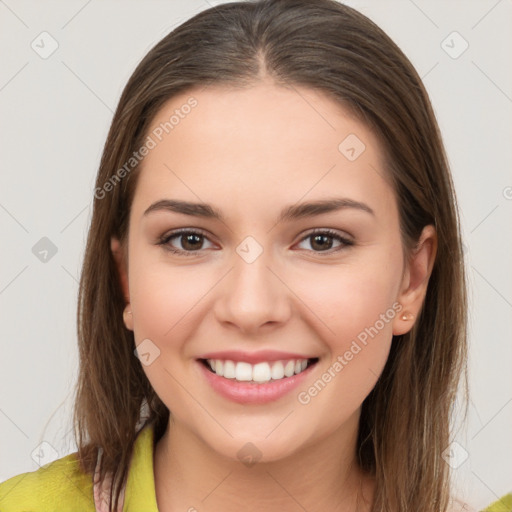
[199,357,319,384]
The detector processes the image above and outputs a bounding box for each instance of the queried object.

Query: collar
[93,424,159,512]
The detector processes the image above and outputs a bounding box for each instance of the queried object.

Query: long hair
[73,1,468,510]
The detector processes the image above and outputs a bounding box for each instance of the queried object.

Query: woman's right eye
[158,229,215,256]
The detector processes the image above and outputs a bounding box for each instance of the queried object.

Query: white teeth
[270,361,285,380]
[253,362,271,383]
[223,360,236,379]
[284,360,295,377]
[205,358,313,383]
[235,362,253,381]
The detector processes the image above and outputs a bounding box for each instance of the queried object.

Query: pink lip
[197,359,318,404]
[196,350,315,364]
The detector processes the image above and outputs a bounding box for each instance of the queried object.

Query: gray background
[0,0,511,509]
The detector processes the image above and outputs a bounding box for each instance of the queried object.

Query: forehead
[132,82,396,221]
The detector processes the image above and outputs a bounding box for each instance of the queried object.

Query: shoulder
[0,451,95,512]
[448,493,512,512]
[480,492,512,512]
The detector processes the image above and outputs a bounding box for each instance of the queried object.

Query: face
[112,81,435,463]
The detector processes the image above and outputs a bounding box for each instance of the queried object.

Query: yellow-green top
[0,425,510,511]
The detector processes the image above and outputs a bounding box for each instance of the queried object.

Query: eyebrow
[143,197,375,223]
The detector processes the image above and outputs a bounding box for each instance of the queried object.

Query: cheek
[289,254,401,412]
[289,254,402,348]
[127,254,209,416]
[128,252,209,344]
[293,276,397,437]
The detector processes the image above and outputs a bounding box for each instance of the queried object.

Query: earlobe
[122,304,134,331]
[393,225,437,336]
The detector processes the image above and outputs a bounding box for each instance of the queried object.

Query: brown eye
[158,229,215,256]
[179,233,204,251]
[296,229,353,254]
[310,233,334,251]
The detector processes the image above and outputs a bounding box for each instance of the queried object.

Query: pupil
[312,234,332,251]
[183,234,202,250]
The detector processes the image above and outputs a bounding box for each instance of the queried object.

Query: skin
[111,81,437,511]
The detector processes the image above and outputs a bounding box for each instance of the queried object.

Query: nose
[213,250,292,335]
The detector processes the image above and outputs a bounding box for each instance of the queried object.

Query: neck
[154,411,375,512]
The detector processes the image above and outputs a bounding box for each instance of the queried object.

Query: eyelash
[157,228,354,257]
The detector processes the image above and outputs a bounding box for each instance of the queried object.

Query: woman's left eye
[295,229,353,254]
[158,228,353,257]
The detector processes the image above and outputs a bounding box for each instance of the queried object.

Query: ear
[111,237,133,331]
[393,225,437,336]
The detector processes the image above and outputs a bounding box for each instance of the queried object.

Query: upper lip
[197,350,317,365]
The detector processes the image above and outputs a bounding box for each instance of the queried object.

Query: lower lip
[197,360,317,404]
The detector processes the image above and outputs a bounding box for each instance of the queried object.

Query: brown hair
[73,1,468,510]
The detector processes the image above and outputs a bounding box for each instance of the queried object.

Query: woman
[1,1,508,511]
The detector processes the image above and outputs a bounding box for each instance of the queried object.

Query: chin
[218,437,301,466]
